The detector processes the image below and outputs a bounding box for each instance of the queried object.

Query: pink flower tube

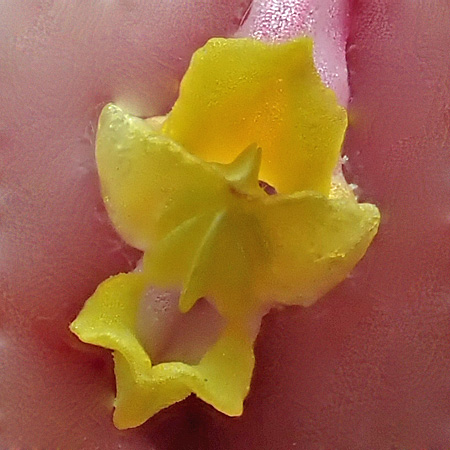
[1,0,449,448]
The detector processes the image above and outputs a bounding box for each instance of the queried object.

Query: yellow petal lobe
[162,38,347,195]
[71,272,254,429]
[96,104,230,250]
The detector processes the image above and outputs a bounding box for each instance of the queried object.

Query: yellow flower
[70,37,380,429]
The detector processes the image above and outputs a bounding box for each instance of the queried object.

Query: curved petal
[255,191,380,306]
[162,38,347,195]
[71,272,254,429]
[70,272,149,369]
[96,104,229,250]
[114,325,254,429]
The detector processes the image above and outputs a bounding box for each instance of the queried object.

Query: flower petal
[96,104,229,250]
[162,38,347,195]
[70,272,150,369]
[113,325,254,429]
[71,272,254,429]
[254,191,380,306]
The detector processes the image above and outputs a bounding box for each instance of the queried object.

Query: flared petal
[162,38,347,195]
[71,272,254,429]
[114,325,254,429]
[254,191,380,306]
[96,104,230,250]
